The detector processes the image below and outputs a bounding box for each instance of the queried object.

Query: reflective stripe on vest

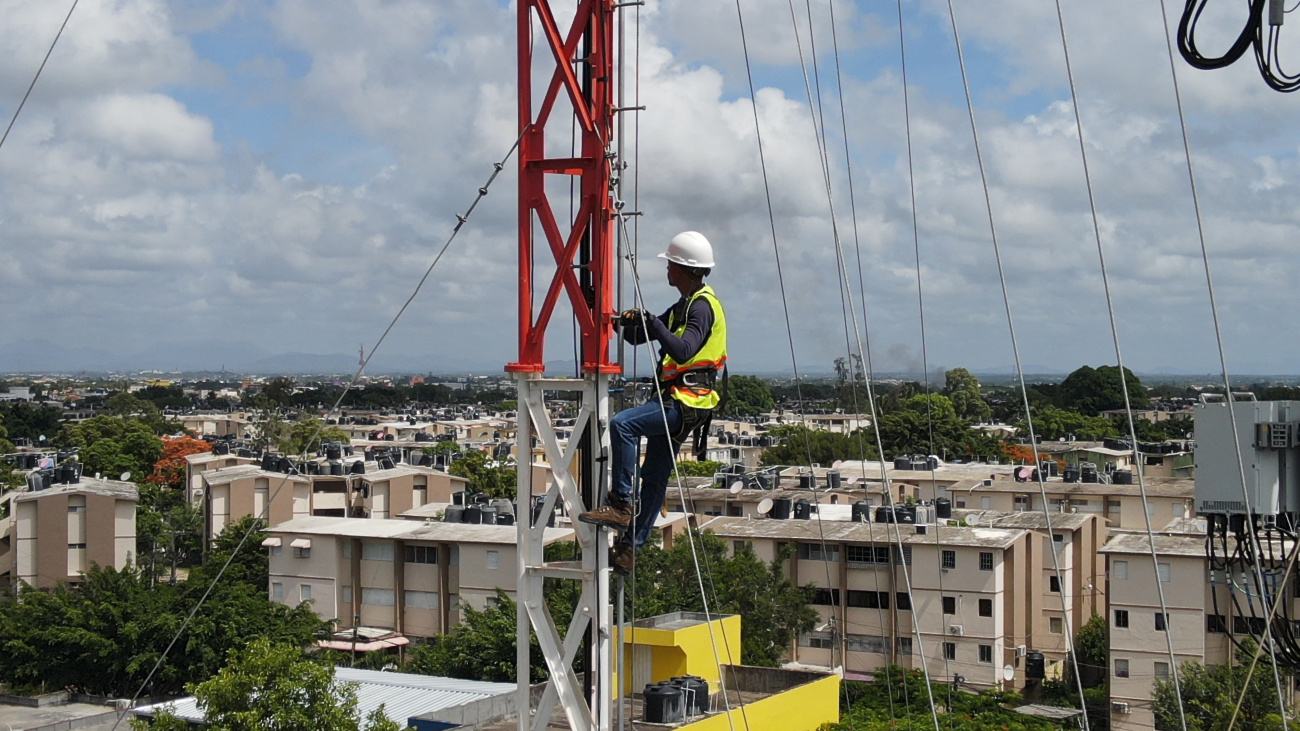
[660,285,727,410]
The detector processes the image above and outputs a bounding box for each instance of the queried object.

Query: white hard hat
[658,231,715,269]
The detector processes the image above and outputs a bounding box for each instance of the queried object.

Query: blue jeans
[609,398,682,548]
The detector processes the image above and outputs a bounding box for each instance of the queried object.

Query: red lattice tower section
[508,0,619,375]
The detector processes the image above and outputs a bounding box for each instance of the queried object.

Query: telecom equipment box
[1194,398,1300,516]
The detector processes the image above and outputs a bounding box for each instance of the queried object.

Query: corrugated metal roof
[134,669,515,726]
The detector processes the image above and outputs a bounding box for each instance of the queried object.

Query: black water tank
[771,496,792,520]
[325,443,342,460]
[893,457,911,470]
[1080,462,1098,483]
[473,493,491,505]
[379,457,396,470]
[279,457,295,474]
[799,472,815,490]
[643,683,685,724]
[793,499,811,520]
[59,463,76,485]
[350,461,366,475]
[1113,469,1133,485]
[827,470,841,490]
[444,505,465,523]
[464,506,483,524]
[875,506,896,523]
[935,497,952,520]
[261,454,277,471]
[1063,466,1080,483]
[497,512,515,526]
[214,442,230,456]
[330,461,344,477]
[480,506,498,524]
[851,501,871,523]
[1039,460,1058,477]
[670,676,710,716]
[453,491,466,506]
[1025,650,1046,679]
[894,505,917,524]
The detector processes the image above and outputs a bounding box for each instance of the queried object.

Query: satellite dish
[729,480,744,494]
[757,498,774,515]
[120,472,131,481]
[1003,665,1015,682]
[832,460,843,469]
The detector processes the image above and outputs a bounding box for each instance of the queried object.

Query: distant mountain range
[1,338,1295,379]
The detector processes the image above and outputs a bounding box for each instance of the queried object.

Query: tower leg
[516,374,611,731]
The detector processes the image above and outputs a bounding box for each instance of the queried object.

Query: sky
[2,0,1300,377]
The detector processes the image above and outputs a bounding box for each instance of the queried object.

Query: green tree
[627,531,816,666]
[283,417,352,457]
[943,368,992,422]
[1153,645,1295,731]
[405,590,544,683]
[135,639,404,731]
[721,375,775,418]
[58,416,164,480]
[449,451,516,499]
[1020,405,1118,441]
[1058,365,1150,416]
[0,401,64,442]
[672,459,725,477]
[833,665,1055,731]
[759,425,873,466]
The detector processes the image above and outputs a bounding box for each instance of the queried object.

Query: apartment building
[201,462,468,540]
[700,516,1044,691]
[946,476,1193,532]
[178,414,250,439]
[184,450,257,503]
[265,515,572,637]
[956,510,1108,669]
[0,477,138,590]
[1102,533,1231,731]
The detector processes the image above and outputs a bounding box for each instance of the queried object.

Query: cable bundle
[1178,0,1300,92]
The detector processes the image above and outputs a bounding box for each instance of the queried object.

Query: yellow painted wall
[679,673,841,731]
[619,615,742,694]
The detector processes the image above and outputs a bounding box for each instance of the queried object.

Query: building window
[896,593,912,611]
[272,582,283,601]
[342,585,352,604]
[1208,614,1227,633]
[979,552,994,571]
[405,590,439,610]
[1050,617,1064,634]
[942,550,956,569]
[898,637,913,656]
[800,632,834,649]
[943,642,956,660]
[362,588,396,607]
[1154,662,1170,679]
[293,546,311,559]
[978,645,993,664]
[733,541,750,554]
[812,588,841,606]
[942,596,957,615]
[1053,533,1065,543]
[1114,609,1129,628]
[486,550,500,570]
[846,545,887,564]
[1113,560,1128,580]
[362,542,394,561]
[1155,613,1168,631]
[979,598,993,617]
[1049,575,1061,592]
[847,590,889,609]
[1115,659,1130,678]
[271,545,282,557]
[1158,562,1171,582]
[300,584,312,602]
[799,543,840,562]
[895,546,912,565]
[846,634,888,654]
[405,545,438,564]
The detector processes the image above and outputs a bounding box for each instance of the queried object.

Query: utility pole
[511,1,620,730]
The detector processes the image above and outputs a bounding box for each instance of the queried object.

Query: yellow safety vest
[659,285,727,410]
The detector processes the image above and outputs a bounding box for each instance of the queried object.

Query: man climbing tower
[578,231,728,574]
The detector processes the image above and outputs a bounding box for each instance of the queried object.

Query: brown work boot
[610,541,636,576]
[578,502,633,529]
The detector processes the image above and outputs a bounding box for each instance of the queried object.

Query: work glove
[619,309,652,327]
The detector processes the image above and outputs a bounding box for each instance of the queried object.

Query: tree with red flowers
[148,435,212,489]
